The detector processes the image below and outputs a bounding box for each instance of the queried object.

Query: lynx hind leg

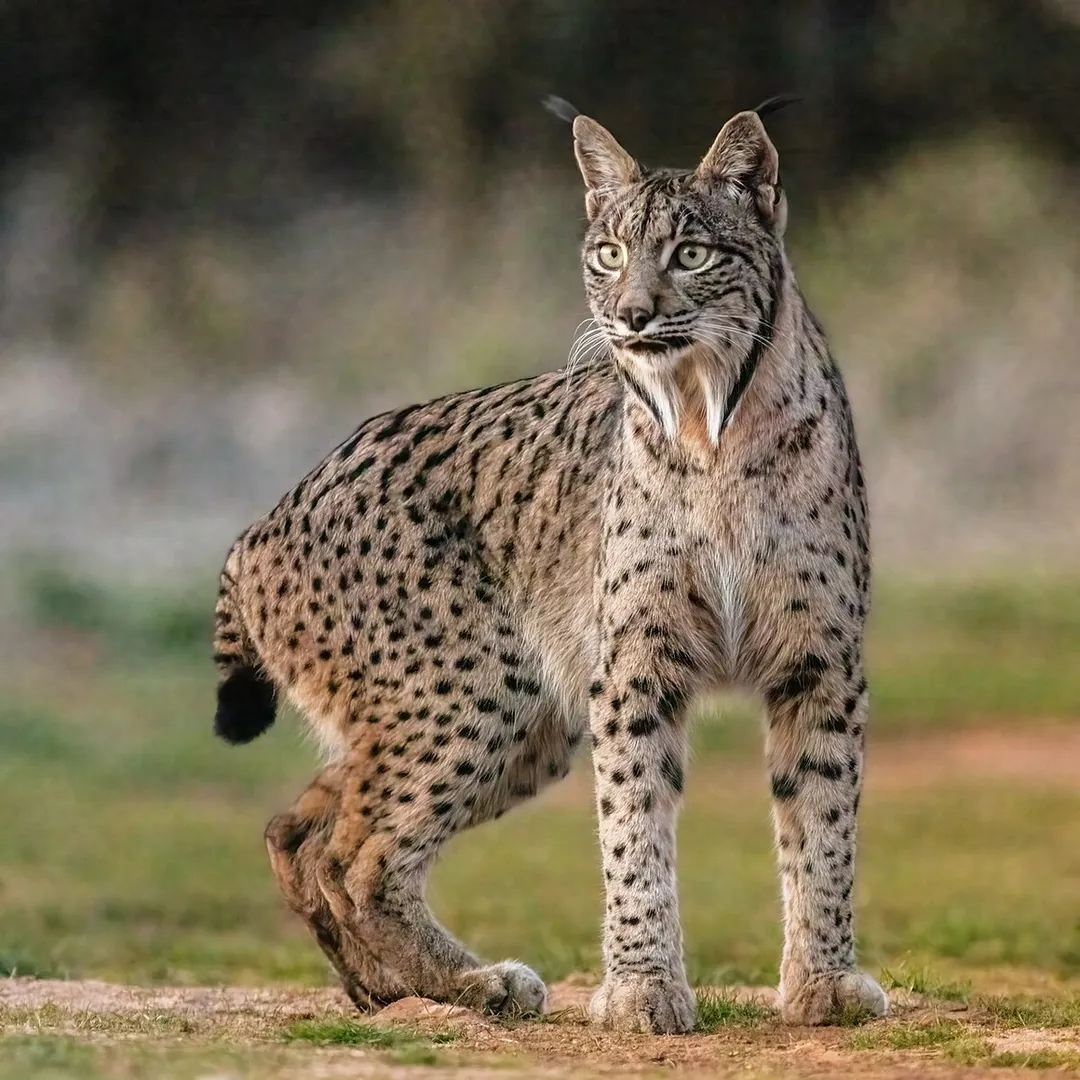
[308,723,556,1017]
[265,765,391,1010]
[765,664,887,1025]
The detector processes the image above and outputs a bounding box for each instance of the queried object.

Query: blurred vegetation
[1,0,1078,375]
[2,0,1078,223]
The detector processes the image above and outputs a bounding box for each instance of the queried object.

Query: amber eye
[674,242,710,270]
[596,242,625,270]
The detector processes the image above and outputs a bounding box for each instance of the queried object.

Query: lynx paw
[454,961,547,1017]
[589,972,697,1034]
[781,970,888,1025]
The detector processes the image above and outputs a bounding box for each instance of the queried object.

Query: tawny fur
[212,107,887,1033]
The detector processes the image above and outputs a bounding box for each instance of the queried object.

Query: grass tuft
[846,1020,1080,1069]
[983,1049,1080,1070]
[694,990,773,1031]
[880,963,972,1002]
[975,995,1080,1029]
[847,1020,995,1063]
[281,1018,458,1064]
[847,1020,970,1051]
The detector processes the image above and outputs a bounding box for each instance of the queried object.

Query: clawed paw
[781,970,888,1025]
[454,960,547,1017]
[589,972,697,1034]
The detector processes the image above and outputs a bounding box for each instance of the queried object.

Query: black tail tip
[214,666,277,744]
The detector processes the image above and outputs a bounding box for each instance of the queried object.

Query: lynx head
[569,107,789,443]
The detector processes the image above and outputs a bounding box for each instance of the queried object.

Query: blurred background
[1,0,1079,1006]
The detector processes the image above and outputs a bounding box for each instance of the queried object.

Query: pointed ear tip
[735,109,769,131]
[572,115,614,149]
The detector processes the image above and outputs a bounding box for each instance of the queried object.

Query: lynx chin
[212,102,887,1033]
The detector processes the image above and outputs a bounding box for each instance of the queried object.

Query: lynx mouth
[617,335,694,356]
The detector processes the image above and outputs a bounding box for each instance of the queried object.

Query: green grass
[981,1049,1080,1070]
[0,1035,433,1080]
[0,1037,102,1080]
[847,1020,1080,1070]
[846,1019,973,1051]
[283,1018,458,1064]
[694,990,773,1031]
[2,702,1079,988]
[975,995,1080,1029]
[0,1004,198,1038]
[880,963,972,1002]
[868,577,1080,728]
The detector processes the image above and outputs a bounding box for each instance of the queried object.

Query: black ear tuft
[752,93,804,119]
[543,95,581,124]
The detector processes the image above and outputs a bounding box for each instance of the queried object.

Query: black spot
[771,774,798,800]
[627,714,660,737]
[660,749,684,793]
[661,644,696,669]
[657,685,685,722]
[797,754,844,781]
[820,713,847,733]
[766,653,829,707]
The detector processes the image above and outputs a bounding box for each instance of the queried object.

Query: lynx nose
[617,300,655,333]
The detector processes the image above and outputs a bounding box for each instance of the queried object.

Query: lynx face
[571,111,789,443]
[583,173,781,364]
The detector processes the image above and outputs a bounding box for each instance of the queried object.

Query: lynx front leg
[765,661,887,1024]
[586,610,699,1034]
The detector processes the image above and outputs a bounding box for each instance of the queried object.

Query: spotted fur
[212,106,886,1032]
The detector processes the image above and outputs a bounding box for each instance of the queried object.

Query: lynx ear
[696,110,784,228]
[572,115,640,221]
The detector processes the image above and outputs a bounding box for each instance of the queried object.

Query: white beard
[620,348,743,446]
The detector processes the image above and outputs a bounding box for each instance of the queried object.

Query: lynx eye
[596,242,625,270]
[674,242,710,270]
